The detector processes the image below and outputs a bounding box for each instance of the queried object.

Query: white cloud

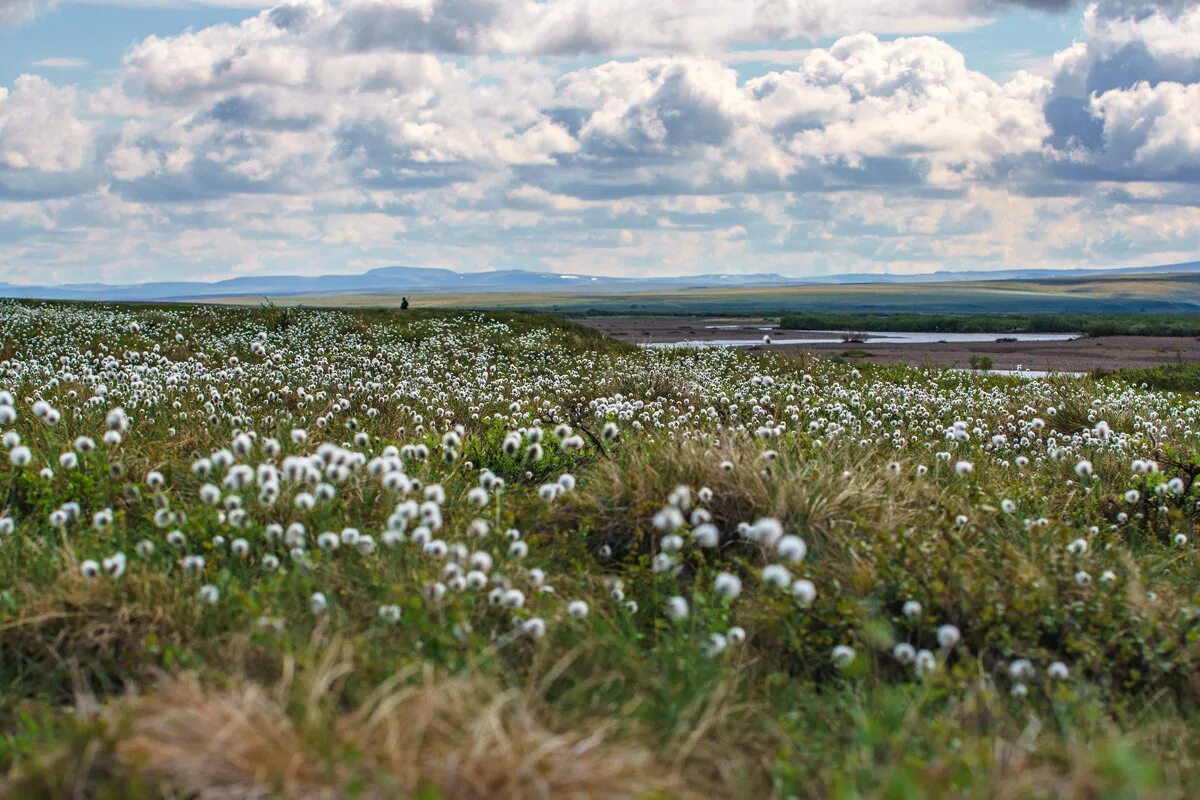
[547,35,1050,194]
[1083,1,1200,62]
[0,75,93,172]
[1091,81,1200,174]
[2,0,1199,282]
[750,34,1051,179]
[328,0,991,56]
[0,0,47,26]
[32,57,89,68]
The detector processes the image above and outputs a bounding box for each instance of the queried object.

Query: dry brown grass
[108,646,680,800]
[0,568,192,701]
[554,435,938,560]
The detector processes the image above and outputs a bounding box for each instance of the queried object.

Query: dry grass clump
[0,568,191,701]
[554,434,935,559]
[109,656,678,800]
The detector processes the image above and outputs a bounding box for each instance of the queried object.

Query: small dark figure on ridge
[400,296,409,310]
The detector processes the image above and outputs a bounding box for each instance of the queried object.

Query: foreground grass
[0,299,1198,798]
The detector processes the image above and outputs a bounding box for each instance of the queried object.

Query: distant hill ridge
[1,260,1198,302]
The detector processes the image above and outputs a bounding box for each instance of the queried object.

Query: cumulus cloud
[0,75,92,173]
[545,34,1049,196]
[1045,1,1200,177]
[1090,80,1200,176]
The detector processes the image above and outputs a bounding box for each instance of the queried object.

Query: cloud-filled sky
[0,0,1198,284]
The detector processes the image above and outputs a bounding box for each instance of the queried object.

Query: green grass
[0,299,1198,798]
[1093,363,1200,392]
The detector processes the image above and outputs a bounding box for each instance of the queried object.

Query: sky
[0,0,1198,285]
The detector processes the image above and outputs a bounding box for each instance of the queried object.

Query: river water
[645,331,1080,348]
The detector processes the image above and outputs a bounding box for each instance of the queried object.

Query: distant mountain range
[2,261,1199,303]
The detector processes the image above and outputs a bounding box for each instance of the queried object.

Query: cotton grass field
[0,299,1197,798]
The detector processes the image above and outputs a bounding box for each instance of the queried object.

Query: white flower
[762,564,791,589]
[776,535,807,563]
[522,617,547,639]
[954,460,973,476]
[199,585,220,604]
[1047,661,1069,680]
[102,552,126,578]
[915,649,937,676]
[893,642,916,664]
[9,446,31,467]
[567,600,589,619]
[310,592,329,614]
[714,571,742,599]
[749,517,784,547]
[1074,460,1093,479]
[936,624,961,649]
[105,407,128,432]
[902,600,922,619]
[703,633,728,656]
[1008,659,1035,680]
[831,645,856,667]
[727,626,746,645]
[791,578,817,607]
[666,595,689,621]
[693,523,720,548]
[80,559,100,579]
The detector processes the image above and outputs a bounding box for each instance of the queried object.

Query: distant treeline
[777,312,1200,337]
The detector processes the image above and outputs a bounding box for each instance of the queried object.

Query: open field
[208,271,1200,316]
[1,300,1199,798]
[579,317,1200,372]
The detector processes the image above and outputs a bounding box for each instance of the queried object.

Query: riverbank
[577,316,1200,372]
